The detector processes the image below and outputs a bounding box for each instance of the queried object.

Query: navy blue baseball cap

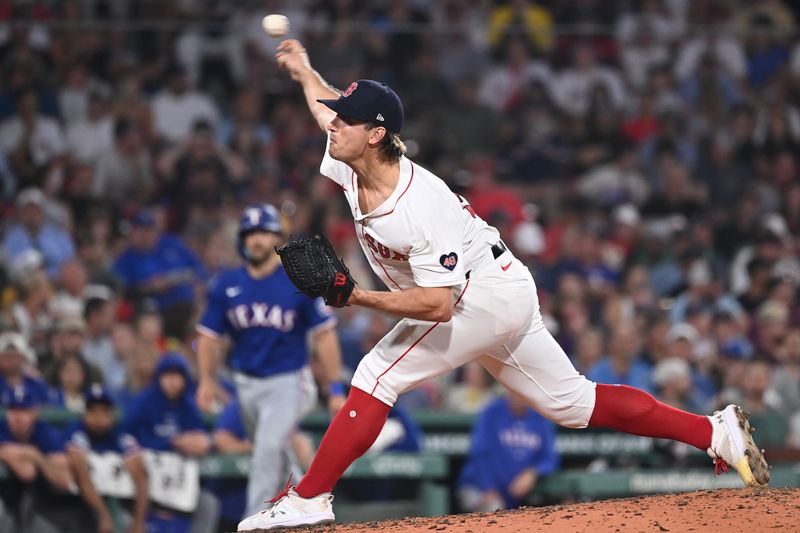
[2,385,39,409]
[85,384,115,407]
[318,80,404,133]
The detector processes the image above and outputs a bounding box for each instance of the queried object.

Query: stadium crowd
[1,0,800,528]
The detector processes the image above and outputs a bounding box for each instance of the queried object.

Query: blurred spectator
[577,148,650,207]
[444,362,500,414]
[64,385,149,533]
[48,259,89,320]
[38,316,102,388]
[151,64,220,145]
[210,400,251,532]
[92,117,154,204]
[487,0,554,55]
[458,392,559,511]
[121,354,218,533]
[0,90,64,188]
[367,406,423,455]
[663,323,716,408]
[554,41,627,116]
[157,119,246,230]
[82,295,124,392]
[3,187,75,279]
[572,328,605,375]
[674,31,746,81]
[0,384,72,532]
[772,328,800,413]
[217,87,273,160]
[0,331,50,405]
[65,87,113,165]
[652,357,701,412]
[440,77,502,162]
[752,299,791,362]
[113,210,206,341]
[478,36,553,114]
[588,321,653,393]
[741,358,787,448]
[49,352,93,413]
[7,269,54,349]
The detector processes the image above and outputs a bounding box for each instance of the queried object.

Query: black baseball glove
[276,234,355,307]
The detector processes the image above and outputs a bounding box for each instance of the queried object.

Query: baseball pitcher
[236,40,769,531]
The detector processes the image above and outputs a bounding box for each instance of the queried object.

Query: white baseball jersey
[320,135,501,290]
[319,137,596,428]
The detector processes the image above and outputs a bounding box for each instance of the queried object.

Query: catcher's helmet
[237,204,283,259]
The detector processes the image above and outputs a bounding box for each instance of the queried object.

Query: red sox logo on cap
[343,82,358,97]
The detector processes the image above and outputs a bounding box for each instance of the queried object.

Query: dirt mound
[266,487,798,533]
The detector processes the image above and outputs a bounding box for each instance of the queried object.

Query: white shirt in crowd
[554,66,627,116]
[151,90,220,144]
[674,36,747,81]
[478,62,553,112]
[0,115,65,166]
[66,117,113,164]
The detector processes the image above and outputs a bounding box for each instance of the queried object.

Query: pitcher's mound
[250,487,798,532]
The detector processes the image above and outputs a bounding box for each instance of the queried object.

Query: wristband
[328,382,345,396]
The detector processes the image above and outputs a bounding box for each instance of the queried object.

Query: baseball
[262,14,289,38]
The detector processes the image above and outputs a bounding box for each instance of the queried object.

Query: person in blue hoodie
[122,353,219,533]
[457,392,560,511]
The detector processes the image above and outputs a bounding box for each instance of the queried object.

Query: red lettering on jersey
[364,232,408,261]
[364,233,379,254]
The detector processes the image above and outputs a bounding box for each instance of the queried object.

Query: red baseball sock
[588,384,712,450]
[295,386,391,498]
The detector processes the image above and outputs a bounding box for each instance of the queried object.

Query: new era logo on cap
[317,79,404,133]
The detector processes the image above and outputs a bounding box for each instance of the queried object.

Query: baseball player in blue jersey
[195,203,345,518]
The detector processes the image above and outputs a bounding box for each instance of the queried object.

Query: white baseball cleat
[707,404,770,487]
[237,487,335,531]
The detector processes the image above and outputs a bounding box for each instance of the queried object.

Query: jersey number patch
[439,252,458,271]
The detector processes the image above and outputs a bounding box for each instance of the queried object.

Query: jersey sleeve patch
[439,252,458,271]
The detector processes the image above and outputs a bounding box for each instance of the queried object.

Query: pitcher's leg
[295,386,391,498]
[482,322,711,448]
[480,324,596,428]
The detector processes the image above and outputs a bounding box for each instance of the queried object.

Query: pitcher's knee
[536,379,597,429]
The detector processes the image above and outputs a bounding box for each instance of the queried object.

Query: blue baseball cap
[318,80,404,133]
[85,383,115,407]
[2,385,39,409]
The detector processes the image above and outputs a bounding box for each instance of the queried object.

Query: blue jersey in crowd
[198,266,334,377]
[386,408,423,452]
[63,420,140,457]
[458,396,560,508]
[121,356,206,451]
[210,400,248,522]
[0,376,53,406]
[588,358,654,393]
[0,419,64,453]
[113,234,205,310]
